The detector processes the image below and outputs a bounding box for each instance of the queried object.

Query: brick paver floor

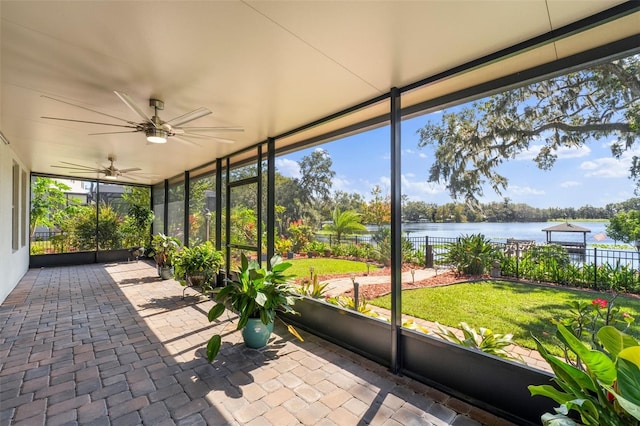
[0,261,516,425]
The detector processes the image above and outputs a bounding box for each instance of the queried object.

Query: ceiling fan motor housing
[149,99,164,110]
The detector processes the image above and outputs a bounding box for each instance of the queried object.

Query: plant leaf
[541,413,579,426]
[534,336,597,393]
[255,291,267,307]
[557,324,616,386]
[604,386,640,421]
[528,385,572,405]
[598,326,624,359]
[206,335,221,362]
[617,352,640,407]
[208,303,226,322]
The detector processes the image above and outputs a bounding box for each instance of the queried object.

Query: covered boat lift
[542,222,591,254]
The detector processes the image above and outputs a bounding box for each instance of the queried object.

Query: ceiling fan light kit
[146,128,168,143]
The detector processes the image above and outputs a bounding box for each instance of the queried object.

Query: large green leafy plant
[529,324,640,425]
[173,241,224,291]
[443,233,498,275]
[206,253,301,361]
[152,233,181,268]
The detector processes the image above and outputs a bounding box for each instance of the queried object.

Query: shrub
[442,233,498,275]
[288,223,314,252]
[70,204,122,250]
[434,322,524,363]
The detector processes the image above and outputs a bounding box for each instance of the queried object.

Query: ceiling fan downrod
[147,99,168,143]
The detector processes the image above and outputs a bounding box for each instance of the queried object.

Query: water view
[401,221,615,247]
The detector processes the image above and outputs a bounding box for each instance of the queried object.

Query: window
[21,170,27,247]
[12,162,19,251]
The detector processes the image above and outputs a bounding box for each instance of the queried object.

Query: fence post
[515,242,520,280]
[425,235,434,268]
[593,247,598,290]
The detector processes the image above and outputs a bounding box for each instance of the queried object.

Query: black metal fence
[314,233,640,283]
[30,231,74,254]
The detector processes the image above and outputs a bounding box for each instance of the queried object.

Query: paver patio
[0,261,517,425]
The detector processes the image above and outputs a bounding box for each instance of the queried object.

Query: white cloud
[418,152,427,158]
[580,145,640,178]
[275,158,300,179]
[401,174,447,198]
[517,144,591,161]
[332,176,351,192]
[505,185,545,196]
[580,161,598,171]
[560,180,581,188]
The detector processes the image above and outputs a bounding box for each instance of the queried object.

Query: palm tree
[324,208,368,243]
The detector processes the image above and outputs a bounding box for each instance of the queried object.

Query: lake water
[401,221,614,246]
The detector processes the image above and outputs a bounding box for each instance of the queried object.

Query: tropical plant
[304,240,328,254]
[371,227,415,264]
[442,233,498,275]
[30,177,78,237]
[173,241,224,291]
[323,208,368,242]
[152,233,181,268]
[120,203,154,248]
[557,296,635,365]
[70,203,122,250]
[434,322,524,363]
[274,237,293,255]
[288,222,314,253]
[298,272,329,298]
[529,324,640,425]
[325,294,380,317]
[206,253,301,361]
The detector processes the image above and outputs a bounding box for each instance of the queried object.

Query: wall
[0,141,30,304]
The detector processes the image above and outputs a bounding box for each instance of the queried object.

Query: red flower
[592,298,607,309]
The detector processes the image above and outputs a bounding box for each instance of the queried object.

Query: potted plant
[173,241,224,293]
[275,237,294,259]
[205,253,302,361]
[152,233,181,279]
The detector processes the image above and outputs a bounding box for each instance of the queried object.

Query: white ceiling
[1,1,637,184]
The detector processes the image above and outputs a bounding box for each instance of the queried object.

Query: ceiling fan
[51,155,147,180]
[41,91,243,145]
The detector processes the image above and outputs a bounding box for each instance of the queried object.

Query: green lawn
[370,281,640,355]
[286,257,379,279]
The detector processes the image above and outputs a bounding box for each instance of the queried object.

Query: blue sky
[275,113,638,209]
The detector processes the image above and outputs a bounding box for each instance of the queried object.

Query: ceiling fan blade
[114,91,157,128]
[53,161,101,170]
[181,133,235,144]
[41,117,139,129]
[88,130,141,136]
[118,167,142,173]
[171,135,202,147]
[41,95,139,125]
[51,165,100,172]
[127,172,160,178]
[164,107,211,127]
[179,126,244,133]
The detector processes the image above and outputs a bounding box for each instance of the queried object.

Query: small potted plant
[275,237,294,259]
[173,241,224,293]
[206,253,302,361]
[152,233,181,279]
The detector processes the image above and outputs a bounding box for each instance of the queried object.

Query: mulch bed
[341,270,478,300]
